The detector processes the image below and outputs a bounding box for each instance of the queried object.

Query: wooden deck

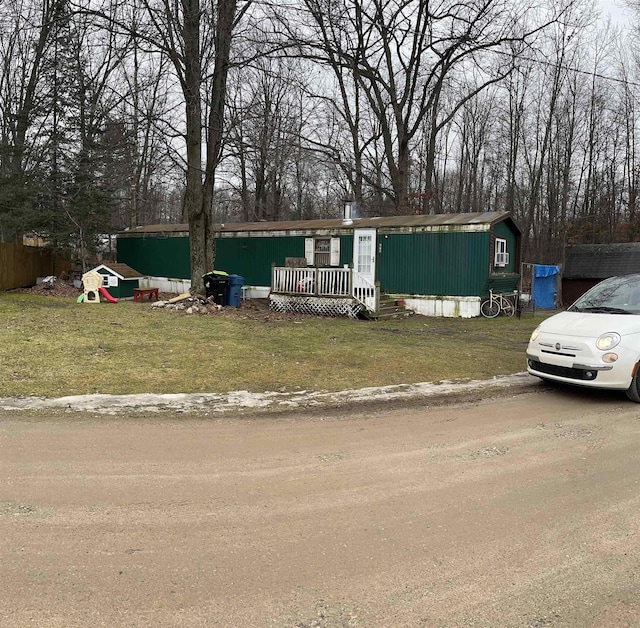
[270,267,409,319]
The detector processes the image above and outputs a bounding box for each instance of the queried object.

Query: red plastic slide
[98,286,118,303]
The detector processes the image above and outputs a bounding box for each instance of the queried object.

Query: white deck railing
[271,266,378,312]
[352,273,378,312]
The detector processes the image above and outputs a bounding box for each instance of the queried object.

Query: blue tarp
[533,265,559,308]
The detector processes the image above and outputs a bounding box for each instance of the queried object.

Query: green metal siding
[377,231,490,296]
[486,220,520,295]
[341,237,353,269]
[215,236,304,285]
[117,235,190,279]
[492,221,517,273]
[487,274,520,294]
[215,235,353,286]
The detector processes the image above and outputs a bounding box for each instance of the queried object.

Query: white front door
[353,229,376,286]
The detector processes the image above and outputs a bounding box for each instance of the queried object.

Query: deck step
[364,297,412,320]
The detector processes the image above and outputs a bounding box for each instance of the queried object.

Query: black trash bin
[203,271,229,306]
[226,275,245,308]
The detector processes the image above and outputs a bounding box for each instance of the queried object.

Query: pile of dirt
[153,293,311,322]
[10,278,82,298]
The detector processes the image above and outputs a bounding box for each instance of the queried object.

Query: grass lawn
[0,293,545,398]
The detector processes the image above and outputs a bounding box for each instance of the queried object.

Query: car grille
[539,342,582,357]
[528,360,598,381]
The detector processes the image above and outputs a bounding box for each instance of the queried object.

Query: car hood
[539,311,640,337]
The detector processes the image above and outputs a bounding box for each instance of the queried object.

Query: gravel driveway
[2,384,640,627]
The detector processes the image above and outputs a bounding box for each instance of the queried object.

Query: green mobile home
[117,224,192,294]
[117,212,521,318]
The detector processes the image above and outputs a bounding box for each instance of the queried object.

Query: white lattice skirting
[269,294,363,318]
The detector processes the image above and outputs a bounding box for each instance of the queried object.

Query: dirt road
[2,386,640,627]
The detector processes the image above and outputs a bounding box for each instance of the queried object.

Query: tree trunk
[391,134,410,214]
[202,0,237,272]
[183,0,206,293]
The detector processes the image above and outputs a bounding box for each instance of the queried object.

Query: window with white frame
[102,274,118,287]
[305,237,340,266]
[314,238,331,266]
[494,238,509,267]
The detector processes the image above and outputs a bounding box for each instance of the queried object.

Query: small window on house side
[314,238,331,266]
[102,275,110,287]
[495,238,509,267]
[305,237,340,266]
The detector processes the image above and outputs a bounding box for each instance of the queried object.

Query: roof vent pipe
[343,200,357,225]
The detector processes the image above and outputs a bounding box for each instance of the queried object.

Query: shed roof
[122,211,519,236]
[564,243,640,279]
[91,263,143,279]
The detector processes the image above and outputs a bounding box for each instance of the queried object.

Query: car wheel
[626,365,640,402]
[481,300,500,318]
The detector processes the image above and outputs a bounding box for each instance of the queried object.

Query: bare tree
[96,0,252,291]
[0,0,67,239]
[282,0,567,213]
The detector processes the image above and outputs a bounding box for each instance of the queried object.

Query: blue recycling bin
[226,274,245,308]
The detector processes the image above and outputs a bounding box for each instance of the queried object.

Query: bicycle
[480,289,516,318]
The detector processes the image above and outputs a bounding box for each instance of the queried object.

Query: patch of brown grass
[0,293,542,397]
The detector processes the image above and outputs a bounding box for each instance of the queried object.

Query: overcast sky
[600,0,633,26]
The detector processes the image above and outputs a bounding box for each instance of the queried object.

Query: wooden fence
[0,243,72,291]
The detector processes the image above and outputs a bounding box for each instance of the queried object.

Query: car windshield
[569,275,640,314]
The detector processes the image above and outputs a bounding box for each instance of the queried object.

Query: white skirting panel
[402,295,481,318]
[138,276,192,294]
[138,277,271,299]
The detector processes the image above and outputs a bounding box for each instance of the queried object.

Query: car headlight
[530,328,540,342]
[596,332,621,350]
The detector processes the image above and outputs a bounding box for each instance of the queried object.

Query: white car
[526,274,640,402]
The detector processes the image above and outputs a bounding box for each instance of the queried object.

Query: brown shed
[562,243,640,304]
